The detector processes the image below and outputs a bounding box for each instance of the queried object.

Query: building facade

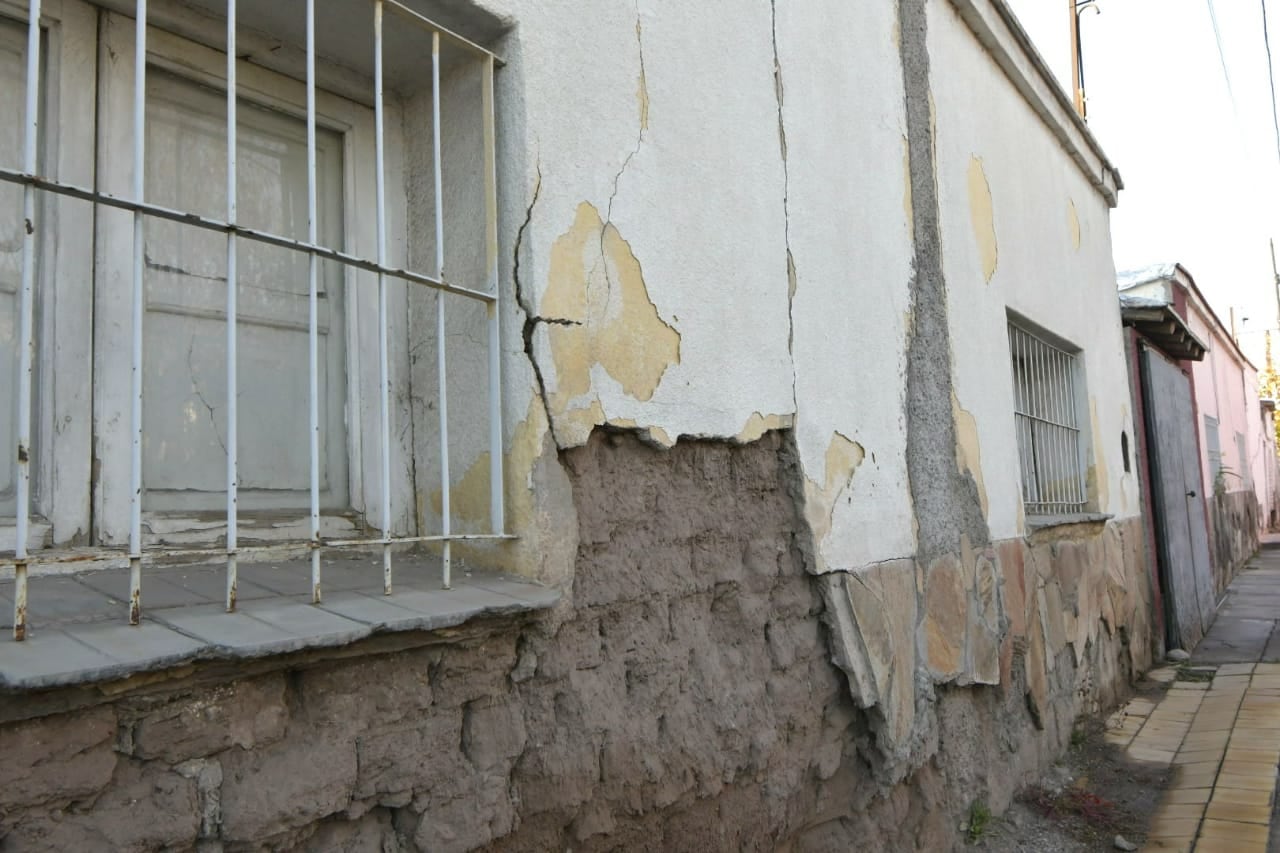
[1120,264,1273,597]
[0,0,1153,850]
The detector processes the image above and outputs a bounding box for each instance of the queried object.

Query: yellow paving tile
[1213,772,1276,792]
[1145,817,1201,838]
[1171,681,1211,691]
[1193,839,1267,853]
[1198,817,1270,844]
[1219,758,1279,774]
[1150,802,1206,823]
[1210,786,1274,807]
[1173,749,1224,765]
[1201,798,1271,824]
[1164,787,1213,805]
[1128,746,1177,764]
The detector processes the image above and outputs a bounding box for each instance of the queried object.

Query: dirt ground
[969,679,1171,852]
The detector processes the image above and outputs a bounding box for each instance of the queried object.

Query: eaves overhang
[1120,299,1208,362]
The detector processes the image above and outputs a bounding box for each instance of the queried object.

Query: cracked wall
[0,432,1151,853]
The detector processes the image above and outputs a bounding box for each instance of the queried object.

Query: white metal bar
[381,0,502,63]
[224,0,239,612]
[0,533,519,573]
[12,0,42,641]
[0,169,496,303]
[306,0,321,604]
[432,30,452,589]
[128,0,148,626]
[482,55,504,537]
[374,0,394,594]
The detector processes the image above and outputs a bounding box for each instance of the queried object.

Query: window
[1235,430,1249,490]
[1008,319,1087,515]
[1204,416,1222,486]
[2,0,506,638]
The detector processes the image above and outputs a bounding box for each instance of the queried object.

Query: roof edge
[947,0,1123,207]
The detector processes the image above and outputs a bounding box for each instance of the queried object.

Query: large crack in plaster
[512,164,561,448]
[770,0,799,411]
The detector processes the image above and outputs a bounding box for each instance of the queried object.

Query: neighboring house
[0,1,1150,850]
[1119,264,1271,596]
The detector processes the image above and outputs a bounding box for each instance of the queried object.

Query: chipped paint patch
[736,411,793,444]
[803,432,866,552]
[1067,198,1081,251]
[635,19,650,131]
[967,156,997,282]
[431,452,492,526]
[541,202,682,446]
[1087,398,1109,512]
[952,392,988,518]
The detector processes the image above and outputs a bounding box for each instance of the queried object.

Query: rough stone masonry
[0,429,1151,852]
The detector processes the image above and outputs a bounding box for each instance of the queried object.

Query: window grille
[1008,320,1086,515]
[2,0,507,640]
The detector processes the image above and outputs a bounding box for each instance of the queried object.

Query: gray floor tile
[0,629,121,689]
[64,620,204,672]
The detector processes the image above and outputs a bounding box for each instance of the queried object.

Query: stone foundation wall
[1208,490,1259,594]
[0,431,1151,852]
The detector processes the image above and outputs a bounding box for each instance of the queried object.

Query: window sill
[0,555,558,692]
[1025,512,1113,533]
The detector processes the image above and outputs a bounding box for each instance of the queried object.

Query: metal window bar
[4,0,509,639]
[1008,322,1085,515]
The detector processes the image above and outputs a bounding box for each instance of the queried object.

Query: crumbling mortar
[895,0,989,566]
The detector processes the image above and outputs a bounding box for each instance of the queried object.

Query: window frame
[1007,315,1090,517]
[0,0,96,552]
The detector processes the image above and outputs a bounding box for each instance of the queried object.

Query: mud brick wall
[0,431,1150,852]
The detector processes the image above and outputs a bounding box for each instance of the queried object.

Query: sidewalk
[1106,550,1280,852]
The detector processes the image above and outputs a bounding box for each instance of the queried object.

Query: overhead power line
[1264,0,1280,165]
[1207,0,1241,122]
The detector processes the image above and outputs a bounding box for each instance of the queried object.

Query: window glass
[141,69,349,511]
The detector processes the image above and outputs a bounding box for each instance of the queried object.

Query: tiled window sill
[0,555,558,691]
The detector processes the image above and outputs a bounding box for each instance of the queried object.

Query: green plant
[1070,726,1086,749]
[967,800,992,843]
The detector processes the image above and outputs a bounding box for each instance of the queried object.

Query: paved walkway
[1106,550,1280,852]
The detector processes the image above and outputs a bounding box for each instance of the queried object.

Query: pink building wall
[1184,290,1270,528]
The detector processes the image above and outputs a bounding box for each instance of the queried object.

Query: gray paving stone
[64,620,205,673]
[159,565,277,603]
[459,573,561,608]
[1192,617,1275,664]
[238,598,370,649]
[0,557,559,687]
[0,576,122,626]
[0,629,121,689]
[151,603,313,656]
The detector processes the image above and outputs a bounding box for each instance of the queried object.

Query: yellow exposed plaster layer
[967,156,998,282]
[952,392,988,518]
[542,202,682,447]
[635,20,649,131]
[737,412,794,445]
[1067,198,1081,251]
[1088,398,1109,513]
[803,432,865,561]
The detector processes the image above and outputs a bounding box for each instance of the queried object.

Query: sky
[1008,0,1280,368]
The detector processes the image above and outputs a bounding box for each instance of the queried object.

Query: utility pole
[1069,1,1100,119]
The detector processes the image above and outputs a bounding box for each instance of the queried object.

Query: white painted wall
[928,0,1135,540]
